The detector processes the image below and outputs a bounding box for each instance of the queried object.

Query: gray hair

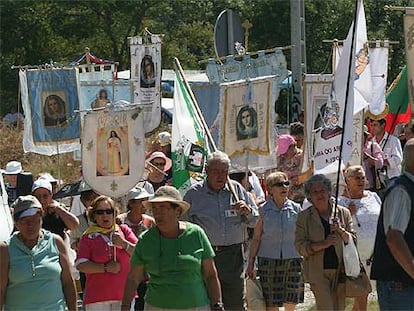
[304,174,332,200]
[206,151,231,168]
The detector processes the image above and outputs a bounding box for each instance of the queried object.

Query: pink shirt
[363,140,384,189]
[76,224,138,305]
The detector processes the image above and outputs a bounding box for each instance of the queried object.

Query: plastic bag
[343,237,360,278]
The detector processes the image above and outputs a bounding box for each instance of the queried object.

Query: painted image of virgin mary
[140,55,156,88]
[44,94,67,127]
[236,105,258,140]
[106,130,123,173]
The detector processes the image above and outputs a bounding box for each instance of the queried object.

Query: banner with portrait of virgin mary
[130,35,162,133]
[19,68,81,155]
[82,106,145,198]
[220,76,274,158]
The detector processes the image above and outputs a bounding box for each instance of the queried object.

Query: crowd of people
[1,118,413,311]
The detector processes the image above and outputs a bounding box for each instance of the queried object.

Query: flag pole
[173,57,240,202]
[333,0,359,218]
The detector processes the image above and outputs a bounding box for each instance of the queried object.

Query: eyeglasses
[152,161,166,167]
[272,181,290,187]
[94,209,114,215]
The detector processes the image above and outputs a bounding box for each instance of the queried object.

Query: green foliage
[0,0,410,115]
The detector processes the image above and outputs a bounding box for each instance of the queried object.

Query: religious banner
[312,0,366,175]
[335,44,388,117]
[79,82,133,111]
[220,76,274,158]
[206,48,288,83]
[302,74,334,174]
[130,35,162,132]
[19,68,80,155]
[82,107,145,198]
[404,7,414,106]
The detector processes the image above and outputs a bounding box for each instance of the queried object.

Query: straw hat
[142,186,189,216]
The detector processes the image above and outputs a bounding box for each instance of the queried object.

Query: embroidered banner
[19,68,80,155]
[82,107,145,197]
[220,76,274,158]
[130,35,162,132]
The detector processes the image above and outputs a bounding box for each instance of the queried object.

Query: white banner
[82,107,145,198]
[130,35,162,133]
[405,8,414,106]
[368,46,389,116]
[303,74,334,173]
[220,76,274,159]
[312,0,366,175]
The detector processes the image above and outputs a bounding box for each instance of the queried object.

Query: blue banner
[27,69,80,143]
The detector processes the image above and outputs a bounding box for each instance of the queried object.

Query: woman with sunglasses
[145,151,172,192]
[246,172,304,311]
[76,196,138,310]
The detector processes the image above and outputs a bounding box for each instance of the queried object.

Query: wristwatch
[212,302,225,310]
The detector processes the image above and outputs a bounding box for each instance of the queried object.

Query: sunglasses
[272,181,290,187]
[152,161,166,167]
[94,209,114,215]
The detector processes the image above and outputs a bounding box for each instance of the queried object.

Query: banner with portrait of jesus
[130,35,162,133]
[19,68,81,155]
[82,107,145,198]
[220,76,274,158]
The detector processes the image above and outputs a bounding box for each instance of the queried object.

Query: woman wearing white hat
[145,152,172,192]
[122,186,224,311]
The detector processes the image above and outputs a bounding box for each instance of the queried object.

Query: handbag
[343,237,360,278]
[345,267,372,297]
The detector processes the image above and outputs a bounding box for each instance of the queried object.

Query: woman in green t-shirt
[121,186,224,311]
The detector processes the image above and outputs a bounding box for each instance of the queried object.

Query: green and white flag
[172,69,208,195]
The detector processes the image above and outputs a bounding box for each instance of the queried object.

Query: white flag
[314,0,365,174]
[353,0,372,113]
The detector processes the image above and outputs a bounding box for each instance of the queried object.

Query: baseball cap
[32,179,52,193]
[12,195,42,220]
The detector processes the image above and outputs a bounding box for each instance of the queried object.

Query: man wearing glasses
[183,151,259,310]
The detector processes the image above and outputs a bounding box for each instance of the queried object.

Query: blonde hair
[344,165,365,179]
[87,195,120,223]
[266,171,288,189]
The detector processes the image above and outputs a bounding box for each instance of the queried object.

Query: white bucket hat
[127,187,152,201]
[4,161,23,175]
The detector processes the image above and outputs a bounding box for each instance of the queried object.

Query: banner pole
[173,57,239,202]
[333,0,359,218]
